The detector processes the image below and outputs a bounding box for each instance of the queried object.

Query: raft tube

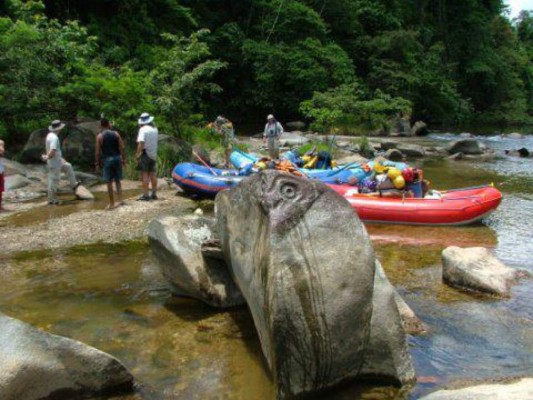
[329,184,503,226]
[172,162,244,196]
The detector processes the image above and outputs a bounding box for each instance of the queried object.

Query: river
[0,133,531,399]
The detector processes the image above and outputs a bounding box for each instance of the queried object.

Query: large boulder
[446,139,484,155]
[385,148,404,161]
[359,261,415,383]
[0,158,28,176]
[505,148,530,158]
[0,313,134,400]
[411,121,429,136]
[20,128,48,163]
[285,121,306,130]
[148,215,244,308]
[21,121,99,166]
[216,171,412,398]
[279,131,310,147]
[381,141,426,157]
[442,246,518,297]
[419,378,533,400]
[4,174,32,190]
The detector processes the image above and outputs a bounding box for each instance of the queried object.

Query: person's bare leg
[106,181,115,209]
[116,180,123,205]
[149,171,157,199]
[141,172,150,195]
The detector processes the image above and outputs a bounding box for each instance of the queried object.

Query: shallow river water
[0,134,532,399]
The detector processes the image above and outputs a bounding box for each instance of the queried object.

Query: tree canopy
[0,0,531,143]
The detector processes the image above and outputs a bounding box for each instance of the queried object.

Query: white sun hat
[138,112,154,125]
[48,120,65,132]
[267,114,275,120]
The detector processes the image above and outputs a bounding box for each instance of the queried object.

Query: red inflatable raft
[329,185,502,226]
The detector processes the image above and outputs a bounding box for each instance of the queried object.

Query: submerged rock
[446,139,483,155]
[148,215,244,308]
[505,148,530,158]
[381,141,425,157]
[75,184,95,200]
[0,313,134,400]
[419,378,533,400]
[442,246,518,297]
[216,171,414,398]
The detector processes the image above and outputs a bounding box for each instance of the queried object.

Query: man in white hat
[135,112,159,201]
[42,120,80,205]
[263,114,284,159]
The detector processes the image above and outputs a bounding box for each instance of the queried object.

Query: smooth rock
[148,215,244,308]
[359,261,415,383]
[442,246,518,297]
[0,313,134,400]
[336,153,369,165]
[279,131,310,147]
[286,121,306,130]
[459,132,473,138]
[446,139,483,155]
[216,171,411,398]
[419,378,533,400]
[20,128,48,163]
[505,148,530,157]
[61,124,97,167]
[411,121,429,136]
[505,132,523,139]
[385,148,404,161]
[75,184,95,200]
[75,171,101,187]
[1,158,28,176]
[4,174,32,190]
[394,292,426,335]
[381,141,426,157]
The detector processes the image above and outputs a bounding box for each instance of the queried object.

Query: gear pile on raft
[172,121,502,226]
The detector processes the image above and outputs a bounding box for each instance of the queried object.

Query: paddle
[326,161,358,177]
[193,150,218,176]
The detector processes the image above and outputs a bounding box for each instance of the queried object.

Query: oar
[193,150,218,176]
[326,161,358,177]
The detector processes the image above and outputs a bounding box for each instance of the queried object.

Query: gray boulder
[0,313,134,400]
[446,139,483,155]
[359,261,415,383]
[442,246,518,297]
[20,128,48,163]
[148,215,244,308]
[216,171,412,398]
[505,148,530,158]
[381,141,425,157]
[411,121,429,136]
[448,152,464,160]
[504,132,524,139]
[1,158,28,176]
[419,378,533,400]
[279,131,310,147]
[285,121,306,130]
[385,148,404,161]
[75,184,95,200]
[4,174,32,190]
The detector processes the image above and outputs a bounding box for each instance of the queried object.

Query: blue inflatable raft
[172,162,244,196]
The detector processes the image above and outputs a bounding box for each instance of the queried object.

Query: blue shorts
[103,156,123,182]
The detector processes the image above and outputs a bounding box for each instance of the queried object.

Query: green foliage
[296,141,331,156]
[300,83,412,133]
[150,30,227,135]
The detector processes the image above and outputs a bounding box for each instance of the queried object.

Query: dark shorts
[103,156,123,182]
[137,152,156,173]
[0,173,4,193]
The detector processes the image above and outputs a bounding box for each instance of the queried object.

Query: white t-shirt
[46,132,62,169]
[137,125,158,160]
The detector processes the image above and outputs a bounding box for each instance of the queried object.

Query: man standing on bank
[263,114,284,160]
[95,118,126,209]
[42,120,80,205]
[135,112,159,201]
